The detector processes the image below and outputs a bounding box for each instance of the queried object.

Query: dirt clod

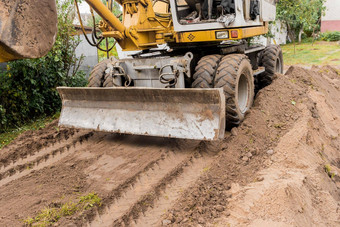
[162,219,171,225]
[267,149,274,155]
[242,156,249,161]
[231,127,238,136]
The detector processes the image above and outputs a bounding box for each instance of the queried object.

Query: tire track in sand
[0,127,79,169]
[88,152,190,227]
[87,151,214,227]
[132,155,214,227]
[0,132,94,187]
[0,131,90,173]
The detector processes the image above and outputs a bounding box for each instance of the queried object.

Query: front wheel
[214,54,254,128]
[88,59,111,87]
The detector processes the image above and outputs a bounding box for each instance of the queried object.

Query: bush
[0,0,87,132]
[321,31,340,41]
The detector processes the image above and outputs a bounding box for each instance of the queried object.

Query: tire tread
[192,55,222,88]
[215,54,254,127]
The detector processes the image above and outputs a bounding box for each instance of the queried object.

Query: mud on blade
[57,87,226,140]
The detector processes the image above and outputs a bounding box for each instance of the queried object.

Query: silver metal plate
[57,87,226,140]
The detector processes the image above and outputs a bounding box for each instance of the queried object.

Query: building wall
[321,20,340,32]
[321,0,340,32]
[74,34,98,78]
[253,20,287,46]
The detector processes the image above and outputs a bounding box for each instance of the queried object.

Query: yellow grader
[0,0,283,140]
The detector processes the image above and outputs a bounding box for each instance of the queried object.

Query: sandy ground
[0,66,339,226]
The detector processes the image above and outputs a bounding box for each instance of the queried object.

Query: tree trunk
[287,23,296,54]
[312,27,316,46]
[298,27,304,43]
[312,19,321,46]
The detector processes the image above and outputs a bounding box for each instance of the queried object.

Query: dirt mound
[0,66,339,226]
[213,66,340,227]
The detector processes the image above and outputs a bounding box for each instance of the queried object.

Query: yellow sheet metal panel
[0,45,16,63]
[90,0,171,51]
[175,25,268,43]
[241,25,268,38]
[177,30,219,42]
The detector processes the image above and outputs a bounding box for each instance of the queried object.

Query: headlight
[215,31,229,39]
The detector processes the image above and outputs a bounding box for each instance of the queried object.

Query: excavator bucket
[0,0,57,62]
[57,87,226,140]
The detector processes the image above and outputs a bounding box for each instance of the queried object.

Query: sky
[79,2,91,14]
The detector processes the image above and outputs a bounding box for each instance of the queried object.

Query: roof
[73,24,94,35]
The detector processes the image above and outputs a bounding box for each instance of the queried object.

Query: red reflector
[231,30,238,38]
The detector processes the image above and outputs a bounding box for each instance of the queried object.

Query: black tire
[103,59,122,87]
[192,55,222,88]
[88,59,111,87]
[258,45,283,87]
[214,54,254,128]
[103,71,114,87]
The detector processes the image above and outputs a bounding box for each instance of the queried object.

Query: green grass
[325,164,336,179]
[281,41,340,65]
[97,39,119,62]
[23,193,101,226]
[0,113,60,150]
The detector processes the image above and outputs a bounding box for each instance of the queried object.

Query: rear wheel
[214,54,254,128]
[258,45,283,87]
[88,59,110,87]
[192,55,222,88]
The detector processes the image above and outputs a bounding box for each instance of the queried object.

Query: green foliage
[23,193,102,226]
[321,31,340,41]
[79,193,102,209]
[277,0,325,41]
[28,207,61,226]
[60,202,78,216]
[325,164,335,179]
[0,0,87,132]
[98,41,119,61]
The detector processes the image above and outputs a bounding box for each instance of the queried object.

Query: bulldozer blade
[0,0,57,62]
[57,87,226,140]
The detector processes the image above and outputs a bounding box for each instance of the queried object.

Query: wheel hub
[238,73,249,114]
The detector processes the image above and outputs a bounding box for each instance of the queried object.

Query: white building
[73,25,99,77]
[321,0,340,32]
[251,21,287,46]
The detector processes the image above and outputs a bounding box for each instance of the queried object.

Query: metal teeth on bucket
[57,87,226,140]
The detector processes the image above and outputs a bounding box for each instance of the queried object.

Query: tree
[0,0,87,131]
[277,0,325,44]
